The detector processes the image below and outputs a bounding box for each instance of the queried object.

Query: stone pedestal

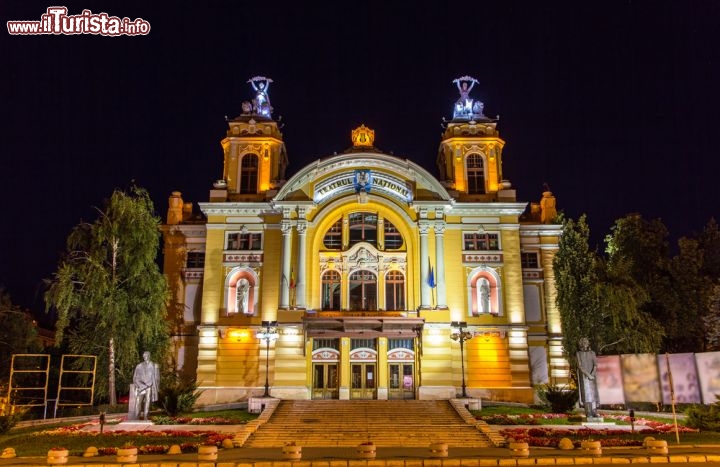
[465,398,482,410]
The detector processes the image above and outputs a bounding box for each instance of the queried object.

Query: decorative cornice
[199,202,277,216]
[448,202,528,216]
[161,225,207,237]
[519,225,564,237]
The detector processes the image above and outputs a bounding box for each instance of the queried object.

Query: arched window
[384,219,403,249]
[323,213,404,251]
[466,154,485,194]
[349,212,377,246]
[239,154,258,194]
[385,270,405,311]
[323,218,342,249]
[349,270,377,311]
[321,270,341,310]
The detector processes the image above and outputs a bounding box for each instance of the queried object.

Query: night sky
[2,1,719,315]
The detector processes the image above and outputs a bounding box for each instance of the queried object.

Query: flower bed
[28,426,235,457]
[499,422,698,448]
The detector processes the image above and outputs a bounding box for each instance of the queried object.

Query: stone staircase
[242,399,501,448]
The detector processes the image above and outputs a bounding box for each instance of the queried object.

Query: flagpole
[666,353,680,444]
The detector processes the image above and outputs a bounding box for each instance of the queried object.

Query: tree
[593,255,662,354]
[699,218,720,278]
[604,214,678,351]
[45,186,169,404]
[554,215,663,373]
[704,285,720,351]
[699,219,720,350]
[664,237,713,352]
[0,288,41,382]
[553,215,599,361]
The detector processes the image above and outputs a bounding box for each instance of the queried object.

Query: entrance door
[350,363,376,399]
[312,363,338,399]
[388,363,414,399]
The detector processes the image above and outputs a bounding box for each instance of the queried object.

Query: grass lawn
[149,408,257,424]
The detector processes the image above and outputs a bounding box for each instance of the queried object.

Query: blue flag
[428,264,436,288]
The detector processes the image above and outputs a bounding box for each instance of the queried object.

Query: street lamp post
[450,321,473,398]
[256,320,279,397]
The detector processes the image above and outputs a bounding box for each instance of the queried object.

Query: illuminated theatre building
[162,76,566,404]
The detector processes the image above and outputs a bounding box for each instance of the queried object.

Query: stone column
[279,220,293,309]
[434,221,447,309]
[295,221,307,308]
[419,221,431,308]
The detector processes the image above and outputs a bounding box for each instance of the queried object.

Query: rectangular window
[227,232,262,250]
[463,232,499,251]
[312,338,339,351]
[521,252,539,268]
[388,338,414,351]
[350,338,376,350]
[186,251,205,268]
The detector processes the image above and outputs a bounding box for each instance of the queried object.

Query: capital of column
[281,220,293,235]
[434,221,446,235]
[296,221,307,235]
[418,221,431,235]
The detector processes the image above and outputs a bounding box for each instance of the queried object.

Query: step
[242,400,497,448]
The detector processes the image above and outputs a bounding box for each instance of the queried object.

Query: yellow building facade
[162,76,566,405]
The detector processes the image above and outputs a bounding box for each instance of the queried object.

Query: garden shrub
[685,396,720,431]
[149,414,174,425]
[536,383,578,414]
[0,410,25,434]
[159,372,202,416]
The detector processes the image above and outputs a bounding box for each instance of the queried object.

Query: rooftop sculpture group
[242,76,274,118]
[452,75,485,121]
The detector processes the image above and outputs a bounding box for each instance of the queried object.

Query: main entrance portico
[306,312,422,400]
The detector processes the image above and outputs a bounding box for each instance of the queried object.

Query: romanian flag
[289,269,296,289]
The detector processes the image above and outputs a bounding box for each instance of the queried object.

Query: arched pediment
[273,153,452,205]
